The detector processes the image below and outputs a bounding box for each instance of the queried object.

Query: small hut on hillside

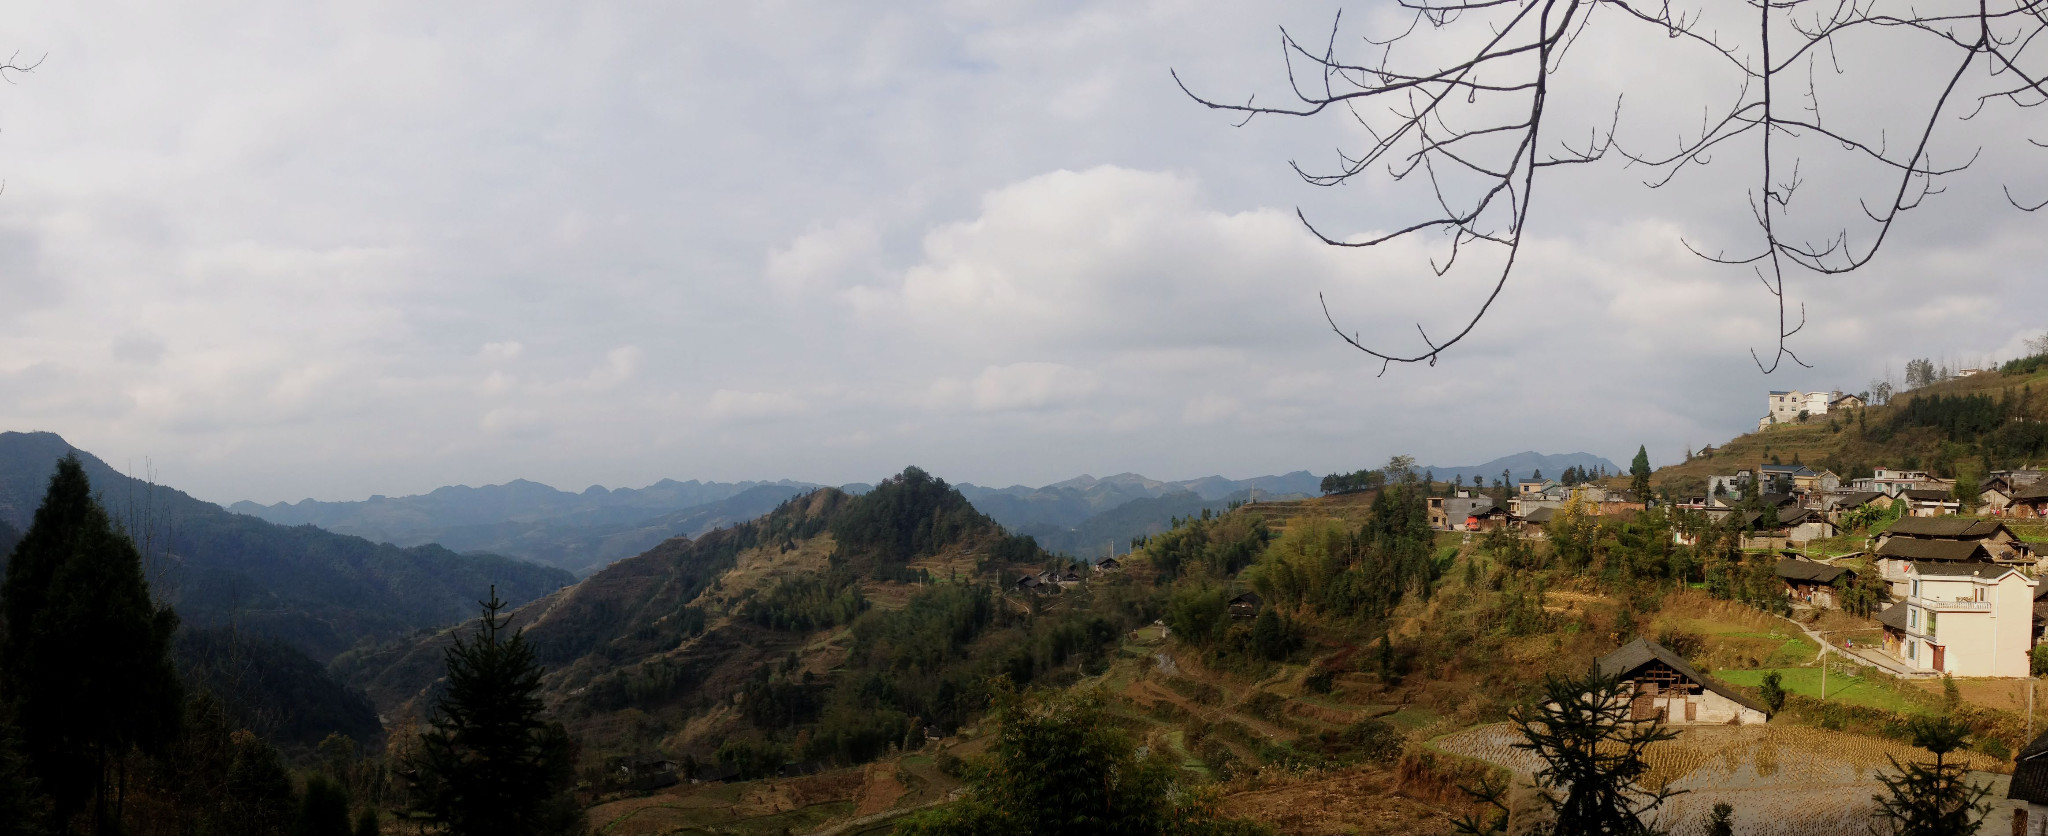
[1595,638,1769,725]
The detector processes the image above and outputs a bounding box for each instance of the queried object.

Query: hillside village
[8,360,2048,836]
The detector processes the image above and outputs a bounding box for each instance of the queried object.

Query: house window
[1909,608,1919,629]
[1907,641,1917,660]
[1927,611,1937,636]
[1912,580,1921,598]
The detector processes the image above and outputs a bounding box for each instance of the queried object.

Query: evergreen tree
[1705,803,1735,836]
[294,774,352,836]
[225,730,300,836]
[1455,666,1678,835]
[0,453,184,828]
[1630,446,1653,502]
[0,711,51,836]
[1870,716,1990,836]
[409,587,584,836]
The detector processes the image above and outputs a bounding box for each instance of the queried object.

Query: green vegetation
[892,686,1270,836]
[1455,666,1679,835]
[1716,668,1929,714]
[407,589,584,835]
[0,454,184,831]
[741,572,869,631]
[1870,716,1991,836]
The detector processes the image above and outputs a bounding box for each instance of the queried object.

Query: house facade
[1877,562,2036,677]
[1595,638,1769,725]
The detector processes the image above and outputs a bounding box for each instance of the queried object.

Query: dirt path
[1776,610,1927,678]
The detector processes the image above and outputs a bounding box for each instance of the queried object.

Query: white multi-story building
[1878,561,2036,677]
[1763,389,1845,426]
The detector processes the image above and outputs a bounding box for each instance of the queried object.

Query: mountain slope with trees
[0,432,574,661]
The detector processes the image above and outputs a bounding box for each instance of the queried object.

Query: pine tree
[1454,666,1678,835]
[409,587,584,836]
[1630,446,1653,503]
[1870,716,1990,836]
[0,453,184,828]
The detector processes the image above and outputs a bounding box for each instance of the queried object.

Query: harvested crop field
[1433,724,2007,836]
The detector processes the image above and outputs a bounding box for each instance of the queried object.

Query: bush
[1758,671,1787,714]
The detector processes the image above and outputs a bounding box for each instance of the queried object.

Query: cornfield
[1432,724,2007,836]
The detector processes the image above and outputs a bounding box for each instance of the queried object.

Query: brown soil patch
[1219,767,1469,836]
[1911,677,2041,713]
[853,762,908,816]
[1288,700,1364,726]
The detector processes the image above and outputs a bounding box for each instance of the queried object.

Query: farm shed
[1775,558,1852,609]
[1595,638,1769,726]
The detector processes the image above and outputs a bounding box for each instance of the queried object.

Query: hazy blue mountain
[228,476,827,542]
[0,431,574,661]
[227,475,877,576]
[1416,451,1622,485]
[396,483,816,576]
[958,471,1319,533]
[1019,488,1307,559]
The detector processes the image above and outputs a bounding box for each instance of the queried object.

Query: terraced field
[1433,724,2007,836]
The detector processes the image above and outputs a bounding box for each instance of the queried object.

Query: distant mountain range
[221,456,1608,572]
[229,478,867,576]
[1415,451,1622,486]
[0,431,573,661]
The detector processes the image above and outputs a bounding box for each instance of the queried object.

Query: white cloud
[967,362,1100,412]
[0,2,2041,501]
[707,389,808,420]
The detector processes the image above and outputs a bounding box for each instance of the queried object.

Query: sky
[0,1,2043,505]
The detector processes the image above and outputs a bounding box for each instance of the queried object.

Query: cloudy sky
[1,1,2042,505]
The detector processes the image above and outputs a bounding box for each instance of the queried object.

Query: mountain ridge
[0,431,574,661]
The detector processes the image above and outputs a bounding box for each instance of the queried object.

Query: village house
[1095,556,1122,572]
[1428,495,1500,531]
[1595,638,1770,725]
[1879,517,2036,566]
[2011,482,2048,519]
[1705,473,1752,507]
[1851,468,1956,497]
[1823,491,1891,525]
[1874,540,1995,597]
[1899,488,1962,517]
[1760,389,1847,429]
[1876,561,2036,677]
[1228,591,1263,619]
[1983,471,2046,516]
[1773,505,1836,543]
[1776,557,1853,609]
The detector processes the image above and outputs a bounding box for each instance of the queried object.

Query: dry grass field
[1433,724,2008,836]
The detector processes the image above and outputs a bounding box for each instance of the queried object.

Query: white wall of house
[1895,569,2036,677]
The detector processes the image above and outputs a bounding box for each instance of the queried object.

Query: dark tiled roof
[1778,505,1822,525]
[1595,638,1769,715]
[1875,538,1989,562]
[1877,604,1909,630]
[2017,482,2048,502]
[1900,489,1958,502]
[1831,491,1885,509]
[1230,592,1263,608]
[2014,730,2048,802]
[1775,558,1849,584]
[1525,507,1557,524]
[1887,517,2007,539]
[1909,560,2014,578]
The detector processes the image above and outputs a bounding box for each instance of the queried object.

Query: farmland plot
[1433,725,2006,836]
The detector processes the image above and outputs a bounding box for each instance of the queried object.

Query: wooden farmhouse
[1228,591,1263,619]
[1595,638,1770,725]
[1775,557,1852,609]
